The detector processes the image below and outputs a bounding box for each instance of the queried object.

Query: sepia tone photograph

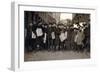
[24,11,90,61]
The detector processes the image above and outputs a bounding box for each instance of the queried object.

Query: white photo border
[11,2,97,71]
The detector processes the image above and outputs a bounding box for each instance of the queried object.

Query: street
[24,50,90,61]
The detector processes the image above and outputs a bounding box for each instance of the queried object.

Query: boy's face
[45,26,47,28]
[49,25,51,27]
[29,23,33,27]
